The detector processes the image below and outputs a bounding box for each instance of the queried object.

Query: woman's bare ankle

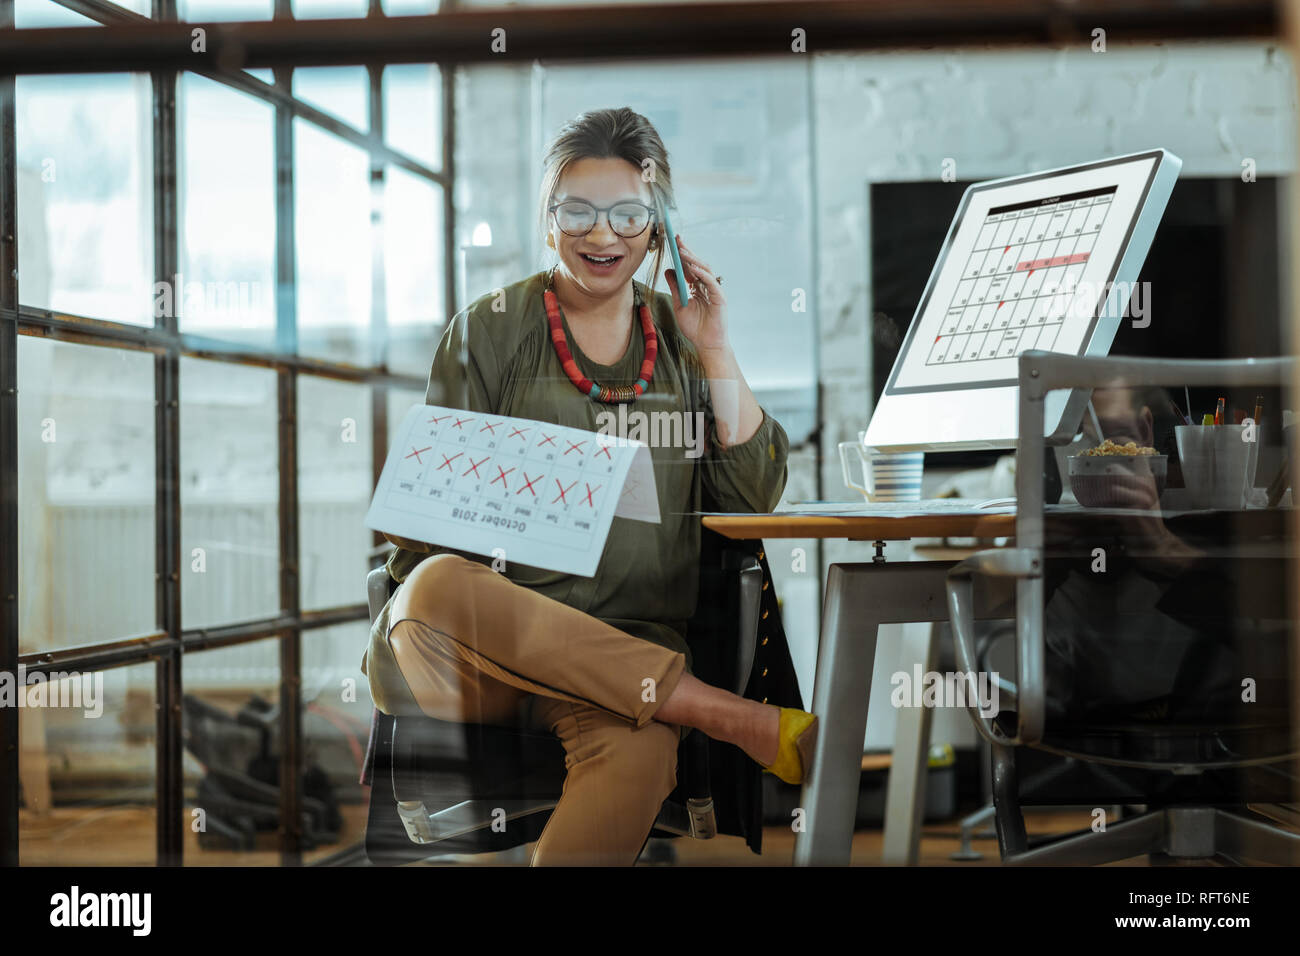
[697,696,779,767]
[655,675,775,762]
[746,701,781,767]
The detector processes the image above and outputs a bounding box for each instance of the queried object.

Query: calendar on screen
[922,186,1117,368]
[365,404,660,577]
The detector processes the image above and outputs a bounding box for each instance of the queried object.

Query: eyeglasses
[548,200,656,238]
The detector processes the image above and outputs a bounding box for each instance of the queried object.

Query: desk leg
[793,564,881,866]
[793,562,971,867]
[881,621,940,864]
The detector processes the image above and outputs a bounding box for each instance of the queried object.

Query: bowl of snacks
[1067,440,1167,508]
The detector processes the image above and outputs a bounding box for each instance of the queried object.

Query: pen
[1254,395,1264,426]
[1214,397,1226,426]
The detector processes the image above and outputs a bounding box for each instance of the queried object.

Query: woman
[361,107,817,865]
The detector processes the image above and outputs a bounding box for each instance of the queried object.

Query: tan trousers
[384,553,688,866]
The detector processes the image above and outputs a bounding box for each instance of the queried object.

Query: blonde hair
[537,107,677,303]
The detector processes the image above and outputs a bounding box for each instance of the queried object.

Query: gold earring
[546,234,555,249]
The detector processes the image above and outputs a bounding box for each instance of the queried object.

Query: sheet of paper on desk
[365,404,659,577]
[769,498,1018,516]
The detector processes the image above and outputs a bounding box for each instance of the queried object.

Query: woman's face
[548,156,658,302]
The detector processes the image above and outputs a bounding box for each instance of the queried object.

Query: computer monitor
[864,148,1182,452]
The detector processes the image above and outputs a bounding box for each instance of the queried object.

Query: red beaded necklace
[544,268,658,404]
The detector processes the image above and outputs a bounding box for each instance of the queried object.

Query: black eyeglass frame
[547,199,658,238]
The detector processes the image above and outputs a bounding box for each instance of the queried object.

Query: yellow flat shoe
[760,708,818,785]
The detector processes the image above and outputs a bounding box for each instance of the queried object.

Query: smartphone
[656,197,691,306]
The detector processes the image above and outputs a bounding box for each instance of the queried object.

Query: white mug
[838,431,925,502]
[1174,424,1259,510]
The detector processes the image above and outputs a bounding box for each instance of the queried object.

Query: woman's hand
[665,235,765,448]
[666,235,730,356]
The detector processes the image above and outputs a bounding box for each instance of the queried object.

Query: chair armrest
[724,550,764,697]
[946,547,1043,747]
[367,566,392,623]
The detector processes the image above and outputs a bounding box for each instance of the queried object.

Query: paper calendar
[365,404,660,577]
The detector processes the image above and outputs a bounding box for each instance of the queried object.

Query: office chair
[358,525,791,864]
[947,352,1300,865]
[182,694,343,851]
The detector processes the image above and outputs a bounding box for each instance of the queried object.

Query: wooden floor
[18,802,1153,866]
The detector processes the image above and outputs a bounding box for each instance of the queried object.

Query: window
[180,357,281,628]
[16,73,154,326]
[6,1,449,866]
[178,74,277,348]
[17,338,156,656]
[294,121,372,364]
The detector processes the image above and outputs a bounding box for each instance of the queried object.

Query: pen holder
[1174,424,1259,510]
[838,432,924,502]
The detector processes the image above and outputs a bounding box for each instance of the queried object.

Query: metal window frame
[0,0,455,867]
[0,0,1292,870]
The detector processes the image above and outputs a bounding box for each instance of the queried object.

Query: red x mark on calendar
[437,451,463,472]
[538,433,557,448]
[517,472,541,496]
[452,416,474,429]
[463,455,489,479]
[508,426,529,441]
[405,445,432,463]
[552,478,577,505]
[594,444,613,460]
[479,420,501,435]
[582,482,600,507]
[427,414,451,425]
[564,440,586,456]
[491,465,514,488]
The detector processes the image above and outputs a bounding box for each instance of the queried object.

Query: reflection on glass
[180,356,280,629]
[182,641,286,863]
[293,66,369,132]
[179,73,276,348]
[16,74,154,325]
[19,663,156,865]
[297,376,372,612]
[178,0,272,20]
[302,620,375,863]
[1029,374,1298,838]
[382,0,438,14]
[14,0,98,27]
[292,0,366,18]
[383,63,442,168]
[385,167,444,375]
[17,338,155,656]
[295,120,371,364]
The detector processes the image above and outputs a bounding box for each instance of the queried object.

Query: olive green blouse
[361,268,790,716]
